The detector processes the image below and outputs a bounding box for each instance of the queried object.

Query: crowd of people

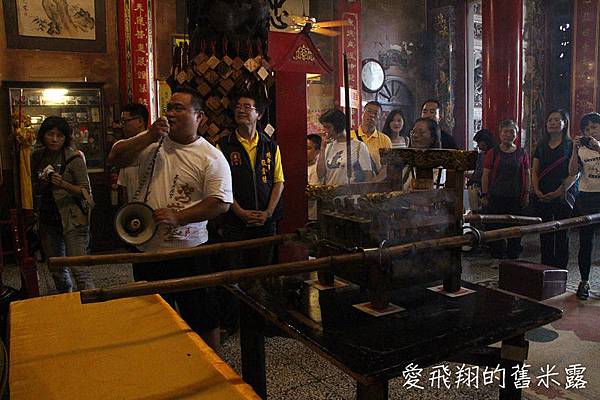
[474,110,600,300]
[309,102,600,300]
[313,100,457,189]
[31,87,284,349]
[30,87,600,352]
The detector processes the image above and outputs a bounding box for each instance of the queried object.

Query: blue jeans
[39,223,94,292]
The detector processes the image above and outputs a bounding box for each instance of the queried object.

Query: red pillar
[276,71,308,234]
[571,0,600,130]
[482,0,523,140]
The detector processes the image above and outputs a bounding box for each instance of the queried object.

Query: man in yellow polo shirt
[352,101,392,181]
[216,92,284,337]
[216,92,284,267]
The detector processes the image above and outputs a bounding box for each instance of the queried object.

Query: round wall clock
[361,59,385,93]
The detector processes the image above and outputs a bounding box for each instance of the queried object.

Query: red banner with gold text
[118,0,156,121]
[337,0,361,129]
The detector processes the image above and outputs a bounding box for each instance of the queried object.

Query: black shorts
[132,254,220,333]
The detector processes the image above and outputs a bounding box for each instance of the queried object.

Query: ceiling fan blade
[312,28,340,37]
[314,20,350,28]
[289,14,315,25]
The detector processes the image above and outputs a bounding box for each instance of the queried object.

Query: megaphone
[114,202,157,246]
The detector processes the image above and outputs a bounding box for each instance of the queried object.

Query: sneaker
[576,281,590,300]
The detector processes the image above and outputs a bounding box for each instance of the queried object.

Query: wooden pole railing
[463,214,541,225]
[80,213,600,304]
[52,214,538,268]
[49,232,299,267]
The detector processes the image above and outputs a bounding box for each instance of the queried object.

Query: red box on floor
[499,261,568,301]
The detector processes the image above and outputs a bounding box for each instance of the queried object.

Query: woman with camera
[531,109,578,269]
[31,116,95,293]
[569,112,600,299]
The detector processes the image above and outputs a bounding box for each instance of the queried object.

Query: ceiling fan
[285,13,350,37]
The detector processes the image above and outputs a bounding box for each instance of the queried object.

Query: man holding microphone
[108,87,233,349]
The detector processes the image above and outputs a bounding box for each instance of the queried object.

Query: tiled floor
[4,232,599,399]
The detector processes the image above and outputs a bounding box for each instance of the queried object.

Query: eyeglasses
[235,104,256,111]
[166,104,188,113]
[163,104,202,114]
[119,117,139,124]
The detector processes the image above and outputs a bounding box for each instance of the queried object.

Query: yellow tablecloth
[9,293,260,400]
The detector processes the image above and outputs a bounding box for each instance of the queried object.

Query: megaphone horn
[114,202,157,246]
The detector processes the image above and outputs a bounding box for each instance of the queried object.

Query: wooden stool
[499,261,567,301]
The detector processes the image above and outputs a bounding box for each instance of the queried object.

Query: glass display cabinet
[7,81,106,172]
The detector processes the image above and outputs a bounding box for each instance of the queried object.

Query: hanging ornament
[222,37,234,66]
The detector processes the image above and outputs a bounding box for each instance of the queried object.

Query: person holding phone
[569,112,600,299]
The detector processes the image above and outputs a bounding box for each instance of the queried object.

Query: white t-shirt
[117,130,146,202]
[308,163,320,185]
[307,163,321,220]
[322,139,372,186]
[118,166,140,202]
[391,138,408,149]
[578,146,600,192]
[136,136,233,251]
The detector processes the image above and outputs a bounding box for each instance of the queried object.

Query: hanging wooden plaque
[207,55,221,69]
[244,57,259,72]
[204,69,220,85]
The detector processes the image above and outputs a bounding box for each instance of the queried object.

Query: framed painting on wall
[3,0,106,52]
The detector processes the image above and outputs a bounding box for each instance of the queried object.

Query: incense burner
[307,149,477,309]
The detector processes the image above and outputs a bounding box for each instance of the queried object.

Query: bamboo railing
[463,214,542,225]
[53,214,537,268]
[79,213,600,304]
[49,233,299,267]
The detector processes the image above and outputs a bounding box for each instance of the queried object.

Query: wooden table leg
[499,334,528,400]
[240,302,267,399]
[356,380,388,400]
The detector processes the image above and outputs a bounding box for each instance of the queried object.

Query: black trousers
[132,254,220,334]
[485,196,523,258]
[576,192,600,281]
[219,223,277,269]
[216,223,277,331]
[535,201,572,268]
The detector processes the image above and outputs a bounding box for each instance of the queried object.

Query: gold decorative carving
[380,148,477,170]
[293,45,315,62]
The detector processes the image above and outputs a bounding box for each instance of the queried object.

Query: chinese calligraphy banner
[571,0,599,129]
[338,0,361,129]
[118,0,156,120]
